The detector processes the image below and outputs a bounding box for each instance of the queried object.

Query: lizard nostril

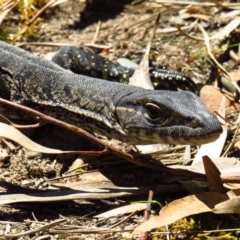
[191,119,201,128]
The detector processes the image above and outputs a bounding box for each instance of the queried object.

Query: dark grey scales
[0,41,222,145]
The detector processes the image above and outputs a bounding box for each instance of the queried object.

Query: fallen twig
[0,97,206,179]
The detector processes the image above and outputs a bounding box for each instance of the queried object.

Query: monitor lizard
[0,41,222,145]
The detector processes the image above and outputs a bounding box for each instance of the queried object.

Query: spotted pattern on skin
[51,47,196,91]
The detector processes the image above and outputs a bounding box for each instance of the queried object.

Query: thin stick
[0,97,206,179]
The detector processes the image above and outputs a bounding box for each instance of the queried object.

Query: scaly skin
[0,42,222,145]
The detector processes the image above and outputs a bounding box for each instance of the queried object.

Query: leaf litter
[0,0,240,239]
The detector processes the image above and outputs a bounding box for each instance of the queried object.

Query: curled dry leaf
[202,155,225,193]
[94,203,147,218]
[129,41,153,90]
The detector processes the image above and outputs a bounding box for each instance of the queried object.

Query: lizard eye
[144,103,162,121]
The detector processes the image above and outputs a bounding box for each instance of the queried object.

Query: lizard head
[115,90,223,145]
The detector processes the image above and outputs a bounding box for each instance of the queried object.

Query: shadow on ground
[72,0,135,30]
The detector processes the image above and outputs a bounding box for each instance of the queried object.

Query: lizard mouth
[168,126,223,145]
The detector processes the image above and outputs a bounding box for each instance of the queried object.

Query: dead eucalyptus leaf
[132,192,228,235]
[213,196,240,214]
[129,14,160,90]
[170,157,240,176]
[193,97,226,164]
[203,155,225,193]
[0,122,82,154]
[129,41,153,90]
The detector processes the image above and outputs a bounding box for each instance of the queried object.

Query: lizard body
[0,42,222,145]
